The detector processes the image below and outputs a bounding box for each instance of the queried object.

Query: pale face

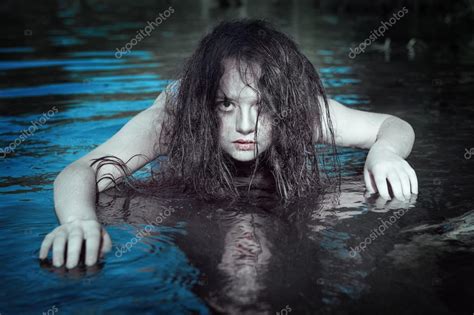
[216,60,272,162]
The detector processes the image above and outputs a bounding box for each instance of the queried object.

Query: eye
[217,99,235,112]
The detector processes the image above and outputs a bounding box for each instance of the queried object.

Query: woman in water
[39,19,418,269]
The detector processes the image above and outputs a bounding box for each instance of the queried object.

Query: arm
[320,98,418,200]
[55,91,168,223]
[39,88,171,268]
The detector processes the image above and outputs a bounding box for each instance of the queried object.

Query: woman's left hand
[363,143,418,200]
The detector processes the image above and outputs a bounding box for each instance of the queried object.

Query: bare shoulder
[148,80,178,113]
[150,79,180,109]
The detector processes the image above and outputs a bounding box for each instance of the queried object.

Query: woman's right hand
[39,219,112,269]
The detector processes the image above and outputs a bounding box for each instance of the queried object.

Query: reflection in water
[39,255,104,279]
[28,169,474,314]
[211,210,272,314]
[93,178,380,313]
[391,210,474,266]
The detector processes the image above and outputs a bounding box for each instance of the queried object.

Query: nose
[236,104,256,135]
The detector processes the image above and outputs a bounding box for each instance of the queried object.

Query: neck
[222,153,276,193]
[222,152,270,176]
[233,160,257,175]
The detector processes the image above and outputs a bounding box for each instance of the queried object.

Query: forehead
[218,59,261,99]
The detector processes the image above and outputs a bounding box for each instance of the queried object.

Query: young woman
[39,19,418,269]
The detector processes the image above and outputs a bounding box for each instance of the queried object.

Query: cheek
[218,116,233,139]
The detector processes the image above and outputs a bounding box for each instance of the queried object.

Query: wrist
[371,138,398,155]
[60,209,98,224]
[64,216,98,224]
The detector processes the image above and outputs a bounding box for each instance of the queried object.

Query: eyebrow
[216,89,260,103]
[215,90,237,102]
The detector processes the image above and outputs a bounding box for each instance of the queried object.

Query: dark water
[1,1,474,314]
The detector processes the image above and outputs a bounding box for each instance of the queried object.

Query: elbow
[374,115,415,158]
[54,164,73,187]
[390,115,416,156]
[400,117,415,144]
[54,162,95,188]
[384,115,415,142]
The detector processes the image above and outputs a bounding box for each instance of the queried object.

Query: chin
[229,151,257,162]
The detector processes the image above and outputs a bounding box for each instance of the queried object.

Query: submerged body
[39,19,418,269]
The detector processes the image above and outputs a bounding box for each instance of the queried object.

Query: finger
[398,171,412,200]
[66,228,84,269]
[85,230,101,266]
[374,174,391,200]
[386,198,406,210]
[52,231,67,267]
[375,195,389,208]
[39,233,55,259]
[387,172,404,201]
[364,190,373,199]
[364,168,377,193]
[100,228,112,256]
[405,165,418,194]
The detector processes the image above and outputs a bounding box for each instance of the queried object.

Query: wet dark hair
[92,19,341,202]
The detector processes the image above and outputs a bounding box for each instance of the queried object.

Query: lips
[233,139,256,151]
[233,140,255,144]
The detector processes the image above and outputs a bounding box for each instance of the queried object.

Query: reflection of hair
[94,19,341,201]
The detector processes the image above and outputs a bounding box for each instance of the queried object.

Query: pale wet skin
[1,1,474,314]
